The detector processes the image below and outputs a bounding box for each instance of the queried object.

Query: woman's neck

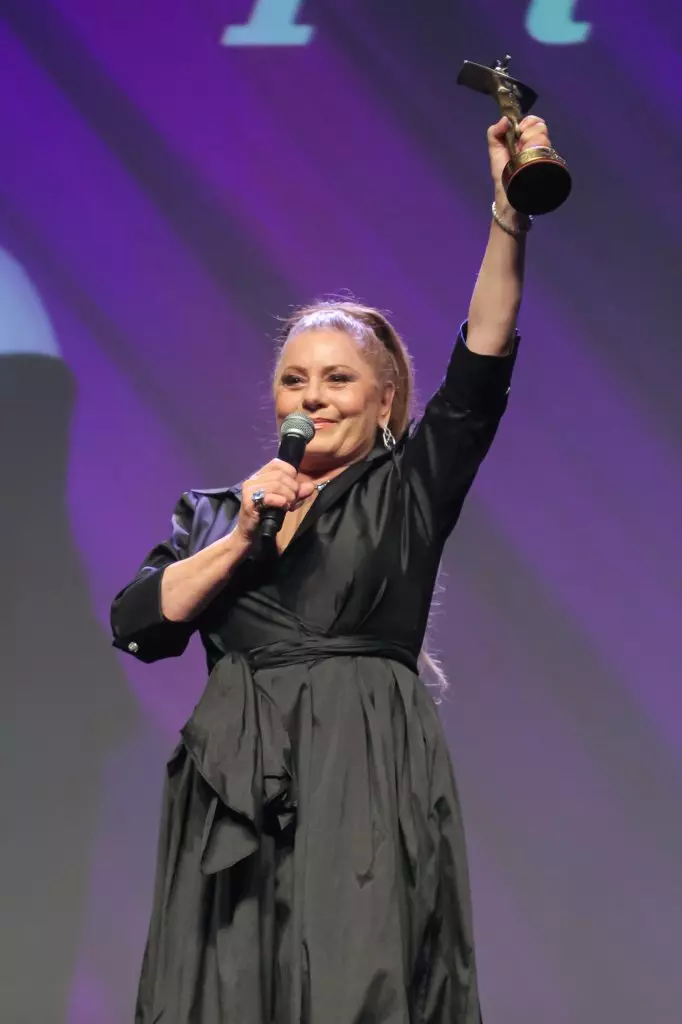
[298,438,376,487]
[297,463,348,488]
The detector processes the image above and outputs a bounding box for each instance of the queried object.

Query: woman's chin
[301,435,346,469]
[302,441,335,464]
[302,436,374,474]
[307,431,338,452]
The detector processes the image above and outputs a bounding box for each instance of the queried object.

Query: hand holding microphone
[237,413,316,545]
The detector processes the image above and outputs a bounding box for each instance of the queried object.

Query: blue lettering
[526,0,591,45]
[221,1,592,50]
[222,0,314,47]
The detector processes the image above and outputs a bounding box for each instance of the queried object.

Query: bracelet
[492,201,533,238]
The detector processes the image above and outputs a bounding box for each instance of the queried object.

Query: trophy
[457,55,571,215]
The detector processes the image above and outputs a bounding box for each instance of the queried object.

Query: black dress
[111,324,518,1024]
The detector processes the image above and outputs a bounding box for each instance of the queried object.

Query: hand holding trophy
[457,55,571,215]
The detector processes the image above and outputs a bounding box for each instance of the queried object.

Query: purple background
[1,1,681,1022]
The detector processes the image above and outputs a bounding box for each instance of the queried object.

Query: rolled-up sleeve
[403,321,519,541]
[110,491,198,663]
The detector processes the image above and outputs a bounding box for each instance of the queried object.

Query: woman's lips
[312,419,337,429]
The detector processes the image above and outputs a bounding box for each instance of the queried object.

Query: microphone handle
[258,432,308,541]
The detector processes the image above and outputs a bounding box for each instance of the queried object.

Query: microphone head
[280,412,315,444]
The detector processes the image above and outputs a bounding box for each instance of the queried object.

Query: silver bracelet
[492,201,533,238]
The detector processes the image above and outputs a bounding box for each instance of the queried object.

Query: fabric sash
[246,634,418,674]
[177,636,418,875]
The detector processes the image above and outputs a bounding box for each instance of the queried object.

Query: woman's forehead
[279,328,371,369]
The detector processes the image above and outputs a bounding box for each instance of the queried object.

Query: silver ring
[251,488,265,509]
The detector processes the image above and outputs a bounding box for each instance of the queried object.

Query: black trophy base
[503,148,572,215]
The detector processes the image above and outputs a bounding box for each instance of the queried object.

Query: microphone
[259,412,316,542]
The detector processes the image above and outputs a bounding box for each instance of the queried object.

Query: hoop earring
[382,423,396,450]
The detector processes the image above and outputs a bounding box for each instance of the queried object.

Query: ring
[251,489,265,509]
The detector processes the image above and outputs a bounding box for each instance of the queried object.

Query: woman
[112,113,551,1024]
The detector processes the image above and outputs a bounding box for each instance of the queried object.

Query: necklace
[289,479,329,512]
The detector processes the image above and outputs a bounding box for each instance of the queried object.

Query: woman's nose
[301,382,324,410]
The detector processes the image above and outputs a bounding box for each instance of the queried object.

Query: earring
[382,423,396,450]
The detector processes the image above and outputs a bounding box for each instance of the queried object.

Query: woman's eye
[281,374,304,386]
[329,373,353,384]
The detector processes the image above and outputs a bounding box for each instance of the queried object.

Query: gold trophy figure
[457,55,571,215]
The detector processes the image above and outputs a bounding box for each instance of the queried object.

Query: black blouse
[111,324,518,670]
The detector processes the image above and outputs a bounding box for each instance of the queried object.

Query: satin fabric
[111,326,518,1023]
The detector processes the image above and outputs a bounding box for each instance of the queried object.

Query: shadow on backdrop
[0,250,136,1024]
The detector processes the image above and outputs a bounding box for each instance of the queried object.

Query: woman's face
[274,329,394,471]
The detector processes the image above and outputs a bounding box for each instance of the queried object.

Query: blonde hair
[276,299,415,440]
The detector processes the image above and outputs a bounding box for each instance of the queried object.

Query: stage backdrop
[1,2,680,1022]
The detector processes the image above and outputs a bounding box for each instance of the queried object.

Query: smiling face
[274,328,395,472]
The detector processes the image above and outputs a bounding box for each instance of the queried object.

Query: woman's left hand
[487,114,552,197]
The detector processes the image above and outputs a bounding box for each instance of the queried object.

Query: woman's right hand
[236,459,316,542]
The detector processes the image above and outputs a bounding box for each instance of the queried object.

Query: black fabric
[111,326,518,1023]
